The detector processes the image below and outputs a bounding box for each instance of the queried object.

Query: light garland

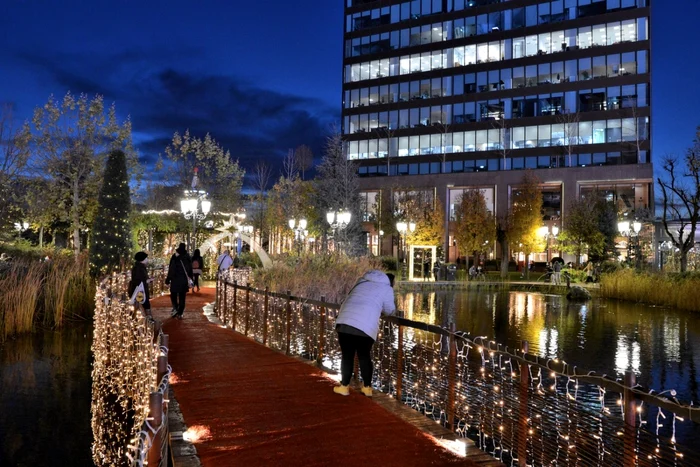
[91,267,167,466]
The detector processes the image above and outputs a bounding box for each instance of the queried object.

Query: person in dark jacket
[128,251,153,317]
[191,249,204,293]
[165,243,193,319]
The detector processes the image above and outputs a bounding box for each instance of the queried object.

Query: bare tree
[490,117,510,170]
[657,128,700,271]
[0,105,31,232]
[252,161,272,244]
[556,109,580,168]
[293,144,314,180]
[282,148,299,180]
[374,127,395,175]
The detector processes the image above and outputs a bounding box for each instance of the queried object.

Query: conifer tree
[89,150,132,277]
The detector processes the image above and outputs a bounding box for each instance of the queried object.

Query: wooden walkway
[151,288,501,467]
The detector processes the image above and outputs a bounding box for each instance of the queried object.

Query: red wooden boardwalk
[150,288,485,467]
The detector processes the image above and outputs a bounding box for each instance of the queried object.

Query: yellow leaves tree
[453,189,496,268]
[508,171,545,278]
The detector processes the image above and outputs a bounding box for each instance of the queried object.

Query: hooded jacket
[335,270,396,340]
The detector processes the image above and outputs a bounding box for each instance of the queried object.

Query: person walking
[165,243,193,319]
[333,270,397,397]
[191,248,204,293]
[128,251,153,318]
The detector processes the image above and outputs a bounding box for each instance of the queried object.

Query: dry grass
[252,255,383,304]
[599,269,700,312]
[0,254,95,341]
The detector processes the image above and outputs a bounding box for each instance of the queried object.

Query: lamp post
[327,210,352,253]
[180,169,211,251]
[538,224,560,263]
[396,221,416,280]
[618,220,642,267]
[378,229,384,256]
[289,218,308,254]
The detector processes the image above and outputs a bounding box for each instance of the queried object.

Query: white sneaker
[170,308,178,318]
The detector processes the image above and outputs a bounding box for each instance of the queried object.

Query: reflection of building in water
[615,336,641,375]
[663,315,681,363]
[538,328,559,360]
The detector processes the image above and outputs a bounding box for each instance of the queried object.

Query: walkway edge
[168,385,201,467]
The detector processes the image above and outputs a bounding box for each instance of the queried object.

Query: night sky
[1,0,699,187]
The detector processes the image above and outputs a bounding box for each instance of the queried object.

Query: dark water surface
[398,289,700,405]
[0,321,93,467]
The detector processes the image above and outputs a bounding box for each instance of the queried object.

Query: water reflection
[397,289,700,405]
[0,322,94,466]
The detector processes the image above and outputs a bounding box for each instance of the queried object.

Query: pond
[0,322,94,466]
[398,288,700,406]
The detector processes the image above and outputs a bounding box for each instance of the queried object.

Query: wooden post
[396,324,404,401]
[223,281,228,325]
[232,280,238,331]
[285,291,292,355]
[518,340,530,467]
[318,297,326,366]
[245,284,250,336]
[624,370,637,467]
[447,323,457,431]
[147,392,163,466]
[263,287,269,345]
[157,355,168,386]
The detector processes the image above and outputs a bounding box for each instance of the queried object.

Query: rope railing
[217,272,700,466]
[91,267,171,467]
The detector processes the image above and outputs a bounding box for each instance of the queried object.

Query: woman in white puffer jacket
[333,270,396,397]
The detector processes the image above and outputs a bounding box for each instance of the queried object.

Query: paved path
[151,288,488,467]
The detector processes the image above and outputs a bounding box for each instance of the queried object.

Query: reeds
[252,255,382,304]
[0,253,95,341]
[0,261,44,340]
[599,269,700,312]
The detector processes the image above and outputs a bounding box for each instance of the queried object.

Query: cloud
[10,48,338,185]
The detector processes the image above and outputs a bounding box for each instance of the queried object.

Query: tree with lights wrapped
[89,149,132,277]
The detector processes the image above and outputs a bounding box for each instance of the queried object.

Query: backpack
[192,259,200,269]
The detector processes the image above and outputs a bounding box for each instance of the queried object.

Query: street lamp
[378,229,384,256]
[180,169,211,250]
[539,224,560,263]
[618,220,642,267]
[327,210,352,253]
[289,218,308,254]
[396,221,416,280]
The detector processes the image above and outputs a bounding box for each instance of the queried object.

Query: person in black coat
[128,251,152,317]
[165,243,193,319]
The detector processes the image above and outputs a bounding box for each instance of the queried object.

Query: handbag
[180,259,194,289]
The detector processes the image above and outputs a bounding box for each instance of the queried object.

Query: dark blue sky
[1,0,698,184]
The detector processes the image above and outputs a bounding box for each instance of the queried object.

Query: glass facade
[342,0,651,176]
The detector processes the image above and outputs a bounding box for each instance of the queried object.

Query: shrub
[378,255,398,272]
[252,254,383,304]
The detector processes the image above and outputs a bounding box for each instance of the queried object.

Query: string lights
[91,268,167,466]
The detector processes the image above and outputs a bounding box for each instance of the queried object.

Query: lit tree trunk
[39,225,44,249]
[72,178,81,255]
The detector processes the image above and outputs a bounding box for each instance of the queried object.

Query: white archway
[199,228,272,269]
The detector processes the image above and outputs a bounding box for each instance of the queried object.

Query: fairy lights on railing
[91,267,169,467]
[218,275,700,466]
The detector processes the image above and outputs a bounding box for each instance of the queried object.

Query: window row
[346,0,646,34]
[346,117,648,159]
[344,84,648,133]
[345,50,646,108]
[345,18,647,82]
[357,150,648,178]
[347,4,642,58]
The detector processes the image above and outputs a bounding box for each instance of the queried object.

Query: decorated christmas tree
[89,149,132,277]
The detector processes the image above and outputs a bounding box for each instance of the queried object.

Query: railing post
[232,280,238,331]
[147,392,163,467]
[245,284,250,336]
[157,335,168,384]
[285,291,292,355]
[223,281,228,325]
[447,322,457,431]
[263,286,269,345]
[624,370,637,467]
[518,340,530,467]
[318,296,326,366]
[215,272,220,315]
[396,324,404,401]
